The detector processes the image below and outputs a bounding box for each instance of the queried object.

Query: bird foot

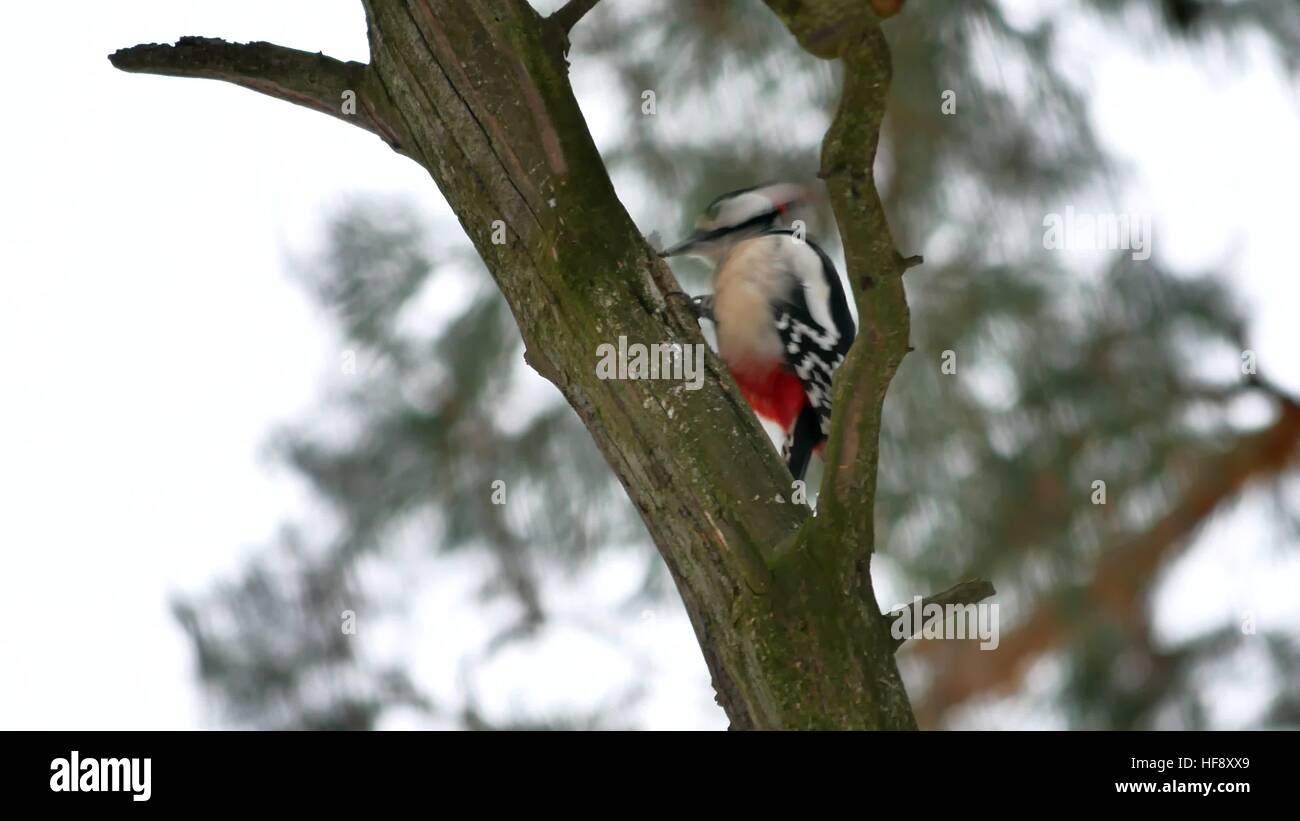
[665,291,714,322]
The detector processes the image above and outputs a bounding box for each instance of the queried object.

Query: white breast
[711,234,794,368]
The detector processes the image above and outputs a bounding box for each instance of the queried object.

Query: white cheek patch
[705,191,774,232]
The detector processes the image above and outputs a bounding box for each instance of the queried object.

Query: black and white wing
[767,232,856,479]
[768,232,856,435]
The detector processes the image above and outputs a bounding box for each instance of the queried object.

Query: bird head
[659,182,813,263]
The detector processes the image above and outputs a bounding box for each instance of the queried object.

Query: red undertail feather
[730,362,807,432]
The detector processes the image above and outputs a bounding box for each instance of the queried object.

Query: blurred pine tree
[174,0,1300,729]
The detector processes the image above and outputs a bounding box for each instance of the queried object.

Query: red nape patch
[730,363,807,431]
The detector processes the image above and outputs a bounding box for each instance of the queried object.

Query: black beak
[658,231,707,258]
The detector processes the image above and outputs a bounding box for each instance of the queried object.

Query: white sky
[0,1,1296,730]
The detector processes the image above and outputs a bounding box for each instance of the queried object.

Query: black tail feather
[787,405,822,482]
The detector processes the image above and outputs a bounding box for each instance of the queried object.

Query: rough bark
[111,0,956,729]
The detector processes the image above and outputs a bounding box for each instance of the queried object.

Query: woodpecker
[661,183,856,481]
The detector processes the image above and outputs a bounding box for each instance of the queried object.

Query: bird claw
[691,295,715,321]
[665,291,715,322]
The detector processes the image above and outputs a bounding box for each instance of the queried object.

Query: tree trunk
[111,0,972,729]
